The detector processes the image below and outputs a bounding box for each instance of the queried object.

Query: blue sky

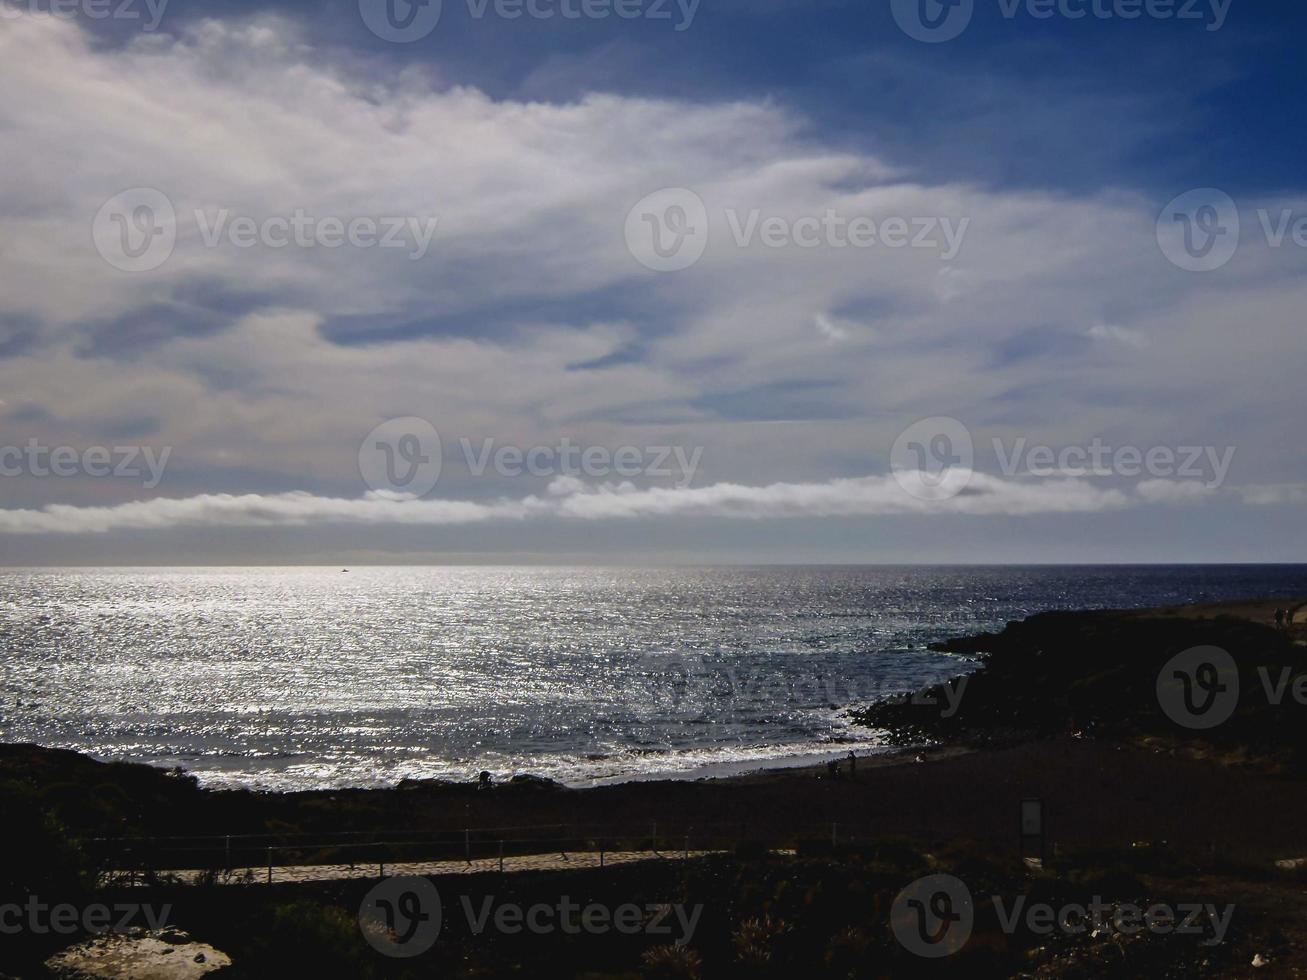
[141,0,1307,196]
[0,0,1304,562]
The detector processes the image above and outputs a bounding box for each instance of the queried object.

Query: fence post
[465,828,471,865]
[266,847,272,885]
[652,821,658,857]
[225,835,231,871]
[498,840,504,873]
[600,845,604,868]
[684,835,689,860]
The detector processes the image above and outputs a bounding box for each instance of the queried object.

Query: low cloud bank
[0,473,1140,535]
[7,473,1302,536]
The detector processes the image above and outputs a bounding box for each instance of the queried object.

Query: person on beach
[1276,608,1286,630]
[848,751,856,778]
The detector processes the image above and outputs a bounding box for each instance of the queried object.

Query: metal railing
[89,820,861,886]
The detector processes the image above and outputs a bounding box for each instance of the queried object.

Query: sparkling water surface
[3,565,1306,789]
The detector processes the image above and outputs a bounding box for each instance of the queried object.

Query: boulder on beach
[45,929,231,979]
[508,773,567,791]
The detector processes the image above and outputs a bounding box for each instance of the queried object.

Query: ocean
[3,565,1305,789]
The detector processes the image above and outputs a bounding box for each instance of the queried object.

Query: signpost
[1020,798,1044,863]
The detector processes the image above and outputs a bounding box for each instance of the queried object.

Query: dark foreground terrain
[4,597,1307,977]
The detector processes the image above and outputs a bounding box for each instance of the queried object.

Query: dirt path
[104,849,732,887]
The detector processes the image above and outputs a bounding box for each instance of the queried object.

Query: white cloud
[813,313,855,343]
[1239,484,1307,507]
[0,472,1137,535]
[1087,323,1149,349]
[1136,479,1218,504]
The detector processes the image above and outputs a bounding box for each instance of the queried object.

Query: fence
[89,820,868,886]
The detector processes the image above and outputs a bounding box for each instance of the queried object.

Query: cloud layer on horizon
[3,472,1303,536]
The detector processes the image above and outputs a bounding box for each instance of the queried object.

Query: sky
[0,0,1304,564]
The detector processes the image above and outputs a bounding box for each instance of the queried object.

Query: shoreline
[30,738,919,794]
[577,742,936,787]
[3,592,1303,815]
[11,593,1303,794]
